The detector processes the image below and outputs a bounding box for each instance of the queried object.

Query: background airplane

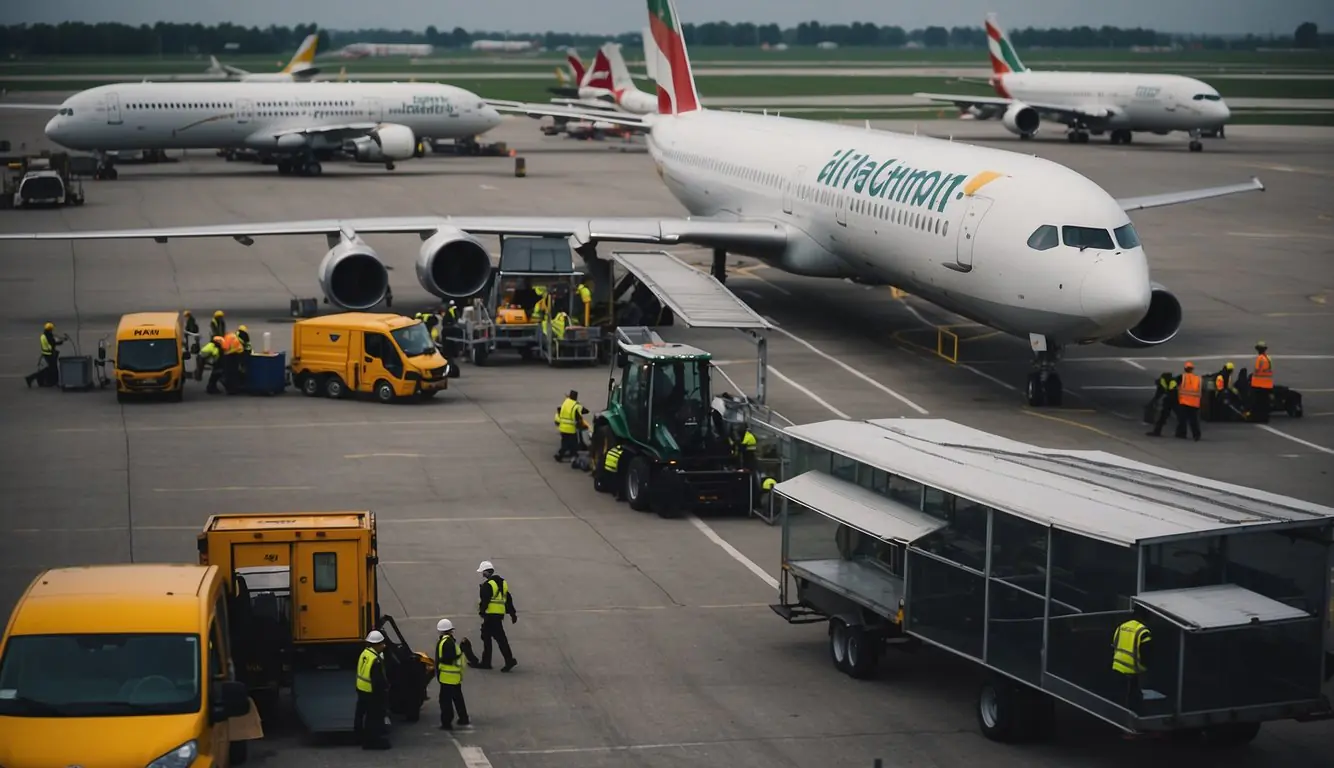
[550,49,587,97]
[332,43,434,59]
[470,39,541,53]
[206,33,322,82]
[914,13,1231,151]
[0,0,1263,408]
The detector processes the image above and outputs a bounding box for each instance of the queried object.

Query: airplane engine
[1101,283,1183,348]
[415,226,494,299]
[1002,103,1040,137]
[349,124,417,162]
[317,236,390,311]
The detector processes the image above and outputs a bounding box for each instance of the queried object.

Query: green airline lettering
[912,171,942,207]
[933,173,968,212]
[817,150,847,184]
[883,165,910,198]
[833,152,861,188]
[849,157,875,192]
[897,169,930,203]
[866,160,897,197]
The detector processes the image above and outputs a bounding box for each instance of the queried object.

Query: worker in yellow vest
[210,310,226,339]
[553,390,587,461]
[25,322,66,388]
[435,619,471,731]
[1111,616,1152,712]
[550,310,569,343]
[199,336,224,393]
[530,285,549,324]
[576,281,593,326]
[353,630,390,750]
[473,561,518,672]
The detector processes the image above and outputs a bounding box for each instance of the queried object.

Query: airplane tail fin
[283,33,321,74]
[985,14,1026,75]
[603,42,637,93]
[582,48,614,91]
[565,49,585,83]
[641,27,658,82]
[644,0,700,114]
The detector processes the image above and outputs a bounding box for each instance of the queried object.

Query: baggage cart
[245,351,288,395]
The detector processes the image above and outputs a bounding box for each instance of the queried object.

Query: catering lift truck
[197,511,434,733]
[769,418,1334,747]
[588,327,753,518]
[0,152,86,209]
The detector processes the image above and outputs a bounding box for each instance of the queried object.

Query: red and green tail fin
[985,13,1027,75]
[645,0,701,114]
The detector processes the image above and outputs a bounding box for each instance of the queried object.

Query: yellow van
[115,311,185,402]
[291,312,454,403]
[0,564,257,767]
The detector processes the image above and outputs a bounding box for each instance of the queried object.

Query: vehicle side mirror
[616,351,627,368]
[210,680,250,723]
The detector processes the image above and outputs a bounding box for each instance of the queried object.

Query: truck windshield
[117,338,179,372]
[0,633,201,718]
[392,323,435,357]
[651,359,712,439]
[20,176,64,201]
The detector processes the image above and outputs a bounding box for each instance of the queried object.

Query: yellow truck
[290,312,456,402]
[0,564,259,767]
[114,311,186,402]
[197,511,434,732]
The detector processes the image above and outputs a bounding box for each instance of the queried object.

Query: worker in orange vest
[1174,362,1203,441]
[1248,341,1273,419]
[220,332,244,394]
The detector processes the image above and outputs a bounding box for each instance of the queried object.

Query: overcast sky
[2,0,1329,36]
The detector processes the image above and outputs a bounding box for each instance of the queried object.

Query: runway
[0,106,1331,767]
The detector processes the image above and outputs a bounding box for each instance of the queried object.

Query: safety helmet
[366,630,385,644]
[214,310,224,318]
[437,619,454,633]
[1184,361,1195,370]
[1225,362,1234,370]
[1255,340,1267,350]
[476,560,494,574]
[238,324,248,332]
[43,322,54,331]
[182,310,191,316]
[568,389,578,400]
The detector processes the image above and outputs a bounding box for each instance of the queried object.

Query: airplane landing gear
[277,152,322,177]
[1188,129,1204,152]
[385,161,396,171]
[712,249,727,284]
[1025,336,1064,408]
[93,151,118,180]
[1066,125,1090,144]
[1109,129,1133,145]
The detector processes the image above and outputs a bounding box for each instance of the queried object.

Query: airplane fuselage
[995,71,1231,132]
[648,110,1152,346]
[43,82,501,152]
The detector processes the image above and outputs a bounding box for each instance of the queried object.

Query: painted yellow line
[1020,409,1118,440]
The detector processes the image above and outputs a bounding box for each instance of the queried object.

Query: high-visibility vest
[199,342,220,360]
[40,332,54,355]
[1111,619,1150,675]
[555,398,579,434]
[430,325,441,343]
[210,318,225,338]
[1215,374,1224,391]
[551,311,568,340]
[1177,373,1202,409]
[355,647,381,693]
[1252,354,1273,389]
[740,431,756,452]
[577,284,592,325]
[761,477,777,491]
[485,578,509,615]
[221,334,242,355]
[604,445,622,472]
[436,635,463,685]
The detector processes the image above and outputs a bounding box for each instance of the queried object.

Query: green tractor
[588,327,754,518]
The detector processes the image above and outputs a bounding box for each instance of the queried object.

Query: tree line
[0,20,1327,57]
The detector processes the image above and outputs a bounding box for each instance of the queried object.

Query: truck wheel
[228,739,249,765]
[374,380,396,404]
[299,374,319,397]
[977,677,1023,743]
[845,625,880,680]
[828,618,851,673]
[625,456,652,511]
[324,375,346,399]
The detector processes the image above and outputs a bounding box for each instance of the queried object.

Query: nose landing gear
[1026,336,1064,408]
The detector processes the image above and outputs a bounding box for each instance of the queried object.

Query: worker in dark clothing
[353,630,391,750]
[25,322,66,388]
[1145,372,1178,437]
[200,337,224,393]
[1112,614,1153,712]
[210,310,226,340]
[183,310,200,355]
[435,619,471,730]
[1174,361,1203,441]
[221,332,244,394]
[471,560,518,672]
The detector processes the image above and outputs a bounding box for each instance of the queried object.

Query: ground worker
[732,424,758,467]
[554,390,587,461]
[1205,361,1237,420]
[1211,361,1235,391]
[472,560,518,672]
[210,310,226,339]
[435,619,471,731]
[221,332,244,394]
[237,324,252,353]
[550,309,570,347]
[25,322,66,388]
[1112,614,1152,713]
[1145,371,1178,437]
[353,630,391,750]
[599,443,625,499]
[183,310,200,355]
[443,301,459,325]
[530,285,549,324]
[1175,361,1203,441]
[1249,341,1273,419]
[576,280,593,327]
[200,336,224,393]
[759,475,778,513]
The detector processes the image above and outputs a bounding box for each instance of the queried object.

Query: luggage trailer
[769,418,1334,746]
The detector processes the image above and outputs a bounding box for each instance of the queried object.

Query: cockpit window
[1026,225,1059,251]
[1192,94,1222,101]
[1062,226,1114,251]
[1113,223,1141,249]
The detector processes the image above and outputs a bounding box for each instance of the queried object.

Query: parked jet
[11,81,501,178]
[914,14,1231,151]
[0,0,1263,407]
[550,49,587,97]
[208,33,322,82]
[334,43,434,59]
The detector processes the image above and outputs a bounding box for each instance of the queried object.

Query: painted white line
[768,326,930,415]
[450,736,495,768]
[768,366,850,418]
[744,270,792,296]
[1080,386,1153,391]
[705,359,753,366]
[378,516,576,524]
[54,417,489,434]
[968,354,1334,365]
[1121,358,1146,370]
[959,364,1017,391]
[153,485,314,493]
[1257,425,1334,455]
[687,515,778,590]
[500,741,720,755]
[344,452,424,459]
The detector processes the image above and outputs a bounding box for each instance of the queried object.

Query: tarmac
[0,105,1332,767]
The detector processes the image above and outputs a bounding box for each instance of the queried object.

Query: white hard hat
[437,619,454,632]
[476,560,494,573]
[366,630,385,644]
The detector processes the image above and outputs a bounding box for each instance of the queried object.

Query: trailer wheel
[828,618,851,673]
[844,625,880,680]
[625,456,652,511]
[977,677,1022,743]
[1199,722,1261,747]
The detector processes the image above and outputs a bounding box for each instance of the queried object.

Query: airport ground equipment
[290,312,452,402]
[197,511,434,732]
[1199,370,1303,423]
[244,351,289,395]
[770,418,1334,746]
[0,152,85,208]
[55,334,110,392]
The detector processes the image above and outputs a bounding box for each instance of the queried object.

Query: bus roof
[295,313,416,332]
[203,511,371,532]
[785,419,1334,546]
[9,564,215,635]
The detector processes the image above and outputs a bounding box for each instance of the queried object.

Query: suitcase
[58,356,94,391]
[245,352,288,395]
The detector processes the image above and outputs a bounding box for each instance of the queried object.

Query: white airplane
[470,40,540,53]
[914,14,1231,151]
[493,42,655,133]
[334,43,434,59]
[7,81,502,178]
[207,33,322,82]
[598,41,657,115]
[0,0,1264,407]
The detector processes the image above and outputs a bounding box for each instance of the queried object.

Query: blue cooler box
[246,352,287,395]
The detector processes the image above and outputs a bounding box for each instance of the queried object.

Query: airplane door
[106,92,122,125]
[365,97,383,121]
[835,192,848,227]
[956,195,994,271]
[782,165,804,215]
[1162,89,1178,112]
[236,98,253,124]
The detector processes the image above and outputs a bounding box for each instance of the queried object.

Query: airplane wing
[487,100,648,129]
[1117,177,1264,212]
[912,92,1115,121]
[0,215,788,255]
[262,123,380,141]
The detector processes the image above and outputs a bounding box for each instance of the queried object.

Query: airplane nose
[44,115,64,142]
[482,105,503,130]
[1216,101,1231,122]
[1081,256,1150,330]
